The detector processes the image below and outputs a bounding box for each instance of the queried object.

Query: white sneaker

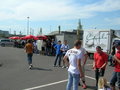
[29,64,33,69]
[62,66,66,68]
[30,64,33,67]
[29,65,32,69]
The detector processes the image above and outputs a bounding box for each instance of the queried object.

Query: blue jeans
[110,72,120,89]
[27,53,33,65]
[66,72,80,90]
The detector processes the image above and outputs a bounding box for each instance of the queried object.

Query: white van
[0,39,14,47]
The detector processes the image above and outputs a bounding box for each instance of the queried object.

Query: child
[98,77,111,90]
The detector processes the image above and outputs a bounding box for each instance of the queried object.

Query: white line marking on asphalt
[85,75,96,80]
[23,79,68,90]
[23,75,110,90]
[85,75,110,84]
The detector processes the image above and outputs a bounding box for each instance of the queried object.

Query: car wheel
[1,43,5,47]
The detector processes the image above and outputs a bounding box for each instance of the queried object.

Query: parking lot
[0,47,115,90]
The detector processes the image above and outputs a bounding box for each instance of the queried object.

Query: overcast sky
[0,0,120,35]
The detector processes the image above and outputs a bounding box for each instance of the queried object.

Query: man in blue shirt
[54,40,62,67]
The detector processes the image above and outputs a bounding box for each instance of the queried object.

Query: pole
[32,29,34,35]
[9,28,11,34]
[58,25,61,34]
[30,28,32,35]
[50,25,51,33]
[27,17,30,35]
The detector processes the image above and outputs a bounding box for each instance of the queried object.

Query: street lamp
[27,17,30,35]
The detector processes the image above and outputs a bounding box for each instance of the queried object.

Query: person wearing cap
[93,46,108,88]
[110,41,120,90]
[53,40,62,67]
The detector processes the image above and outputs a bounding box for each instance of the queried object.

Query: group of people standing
[24,39,70,69]
[63,40,120,90]
[24,39,120,90]
[53,40,70,68]
[33,39,56,56]
[93,42,120,90]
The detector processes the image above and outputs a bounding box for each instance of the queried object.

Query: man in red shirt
[93,46,108,88]
[110,41,120,90]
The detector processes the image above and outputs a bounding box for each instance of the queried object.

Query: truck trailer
[83,29,120,57]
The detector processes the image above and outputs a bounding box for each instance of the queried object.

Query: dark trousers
[51,47,56,56]
[46,47,51,55]
[95,68,105,86]
[109,55,114,66]
[27,53,33,65]
[54,54,62,66]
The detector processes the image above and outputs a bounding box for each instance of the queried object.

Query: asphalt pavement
[0,46,116,90]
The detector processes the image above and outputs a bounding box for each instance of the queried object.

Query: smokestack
[40,28,42,35]
[58,25,61,34]
[14,31,16,35]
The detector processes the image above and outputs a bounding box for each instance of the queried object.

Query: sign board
[83,30,110,53]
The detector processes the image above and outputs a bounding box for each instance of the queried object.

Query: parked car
[0,39,14,47]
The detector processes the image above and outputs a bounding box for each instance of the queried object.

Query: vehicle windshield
[0,40,11,42]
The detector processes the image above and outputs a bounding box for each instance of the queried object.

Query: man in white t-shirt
[61,40,69,68]
[78,47,88,89]
[63,40,83,90]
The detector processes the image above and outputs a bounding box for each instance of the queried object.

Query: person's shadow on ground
[84,85,96,90]
[0,63,3,67]
[31,67,52,71]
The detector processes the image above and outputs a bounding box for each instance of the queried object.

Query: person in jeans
[46,39,51,56]
[110,41,120,90]
[93,46,108,88]
[61,40,69,68]
[78,47,88,89]
[24,40,34,69]
[54,40,62,67]
[63,40,83,90]
[109,42,116,66]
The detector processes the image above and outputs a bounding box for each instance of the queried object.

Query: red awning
[36,35,47,40]
[9,36,20,40]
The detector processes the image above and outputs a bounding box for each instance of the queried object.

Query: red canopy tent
[24,35,39,40]
[33,37,39,40]
[24,35,34,39]
[20,37,27,40]
[36,35,47,40]
[9,37,12,39]
[9,35,40,40]
[9,36,20,40]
